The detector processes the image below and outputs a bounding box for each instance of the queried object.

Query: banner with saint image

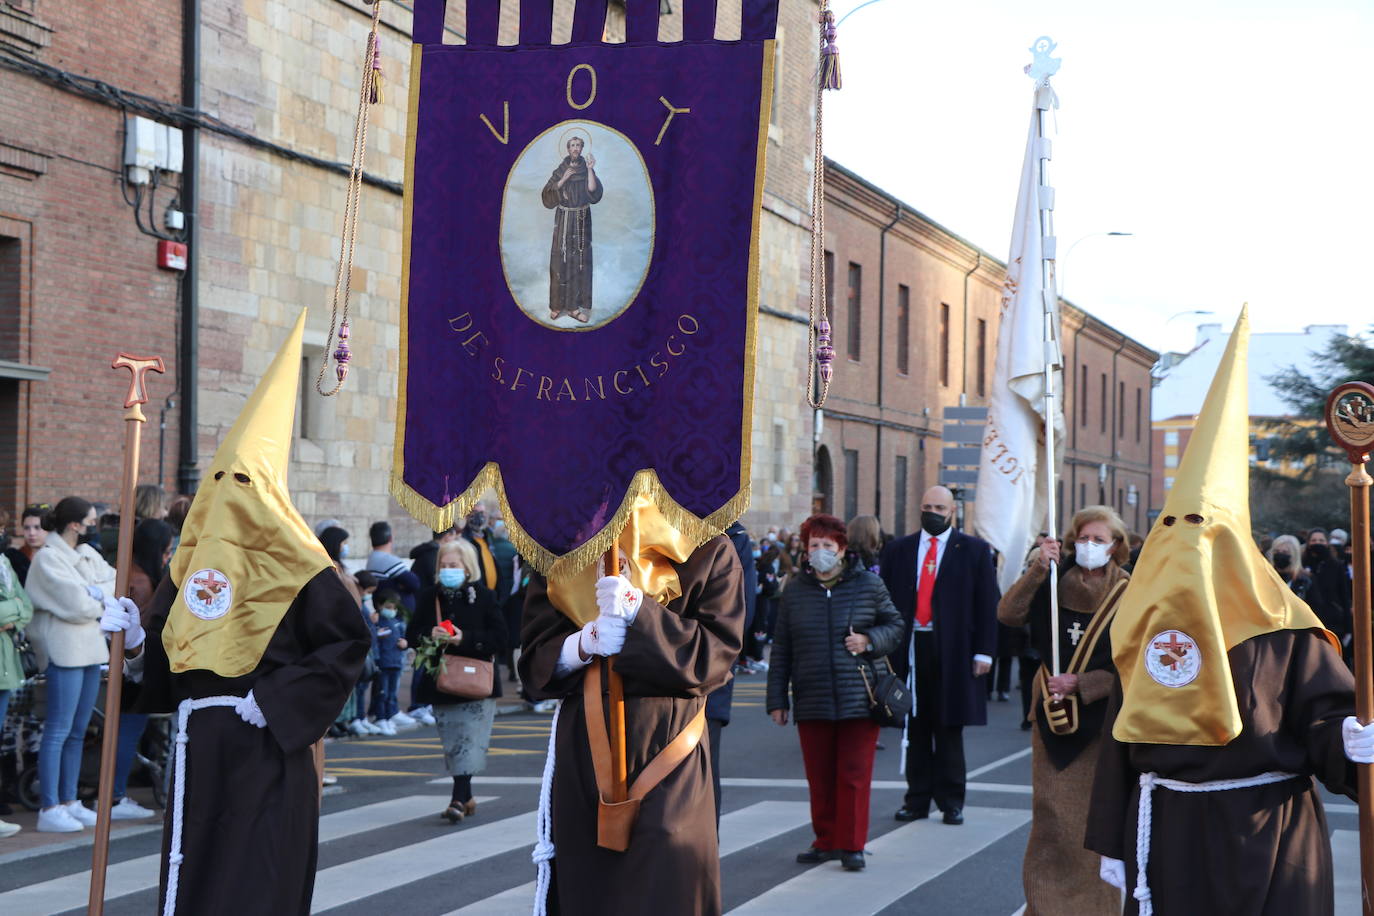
[392,0,778,576]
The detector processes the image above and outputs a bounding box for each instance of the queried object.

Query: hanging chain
[316,0,382,397]
[807,1,840,409]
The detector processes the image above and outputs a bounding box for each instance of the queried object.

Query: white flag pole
[1028,37,1064,677]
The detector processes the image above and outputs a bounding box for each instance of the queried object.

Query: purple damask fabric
[395,0,779,563]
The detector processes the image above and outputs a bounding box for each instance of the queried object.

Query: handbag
[435,654,494,700]
[858,655,913,728]
[1038,577,1128,736]
[430,595,494,699]
[10,629,39,680]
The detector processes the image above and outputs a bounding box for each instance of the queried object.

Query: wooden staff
[1326,381,1374,916]
[604,547,628,802]
[89,354,165,915]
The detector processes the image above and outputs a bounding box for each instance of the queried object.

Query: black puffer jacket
[766,556,903,721]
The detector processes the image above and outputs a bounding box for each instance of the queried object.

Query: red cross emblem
[1152,632,1193,670]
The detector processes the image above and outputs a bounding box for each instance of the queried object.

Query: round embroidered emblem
[1144,629,1201,688]
[184,568,233,620]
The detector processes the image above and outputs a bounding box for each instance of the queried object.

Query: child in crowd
[370,589,409,735]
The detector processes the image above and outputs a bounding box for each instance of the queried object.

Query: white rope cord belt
[164,696,245,916]
[1133,770,1301,916]
[531,699,562,916]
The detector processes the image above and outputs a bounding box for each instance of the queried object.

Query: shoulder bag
[10,629,39,680]
[848,592,913,728]
[1038,577,1128,736]
[432,596,493,699]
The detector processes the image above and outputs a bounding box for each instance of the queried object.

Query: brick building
[0,0,185,514]
[817,161,1158,540]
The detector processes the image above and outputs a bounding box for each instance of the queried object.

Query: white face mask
[1075,540,1112,571]
[809,548,839,573]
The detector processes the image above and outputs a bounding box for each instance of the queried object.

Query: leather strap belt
[583,660,706,851]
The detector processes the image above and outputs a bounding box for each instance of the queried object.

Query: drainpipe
[177,0,201,497]
[960,252,981,396]
[874,202,901,520]
[1109,337,1127,511]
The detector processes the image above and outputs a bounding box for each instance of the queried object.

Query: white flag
[972,104,1065,593]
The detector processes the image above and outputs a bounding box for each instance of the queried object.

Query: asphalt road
[0,665,1363,914]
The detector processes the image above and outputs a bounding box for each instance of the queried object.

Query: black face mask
[79,524,100,546]
[1272,552,1292,570]
[1303,546,1327,567]
[921,511,951,537]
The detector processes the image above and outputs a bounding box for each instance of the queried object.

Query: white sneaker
[0,819,20,838]
[65,801,97,826]
[37,806,83,833]
[377,719,397,736]
[110,797,156,820]
[532,699,558,713]
[415,707,436,726]
[348,718,369,737]
[391,711,416,728]
[364,719,385,734]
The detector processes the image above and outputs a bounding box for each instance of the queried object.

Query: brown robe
[541,156,604,319]
[128,569,371,915]
[519,536,744,916]
[1085,628,1356,916]
[998,563,1124,916]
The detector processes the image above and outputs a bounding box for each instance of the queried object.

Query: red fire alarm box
[157,240,187,271]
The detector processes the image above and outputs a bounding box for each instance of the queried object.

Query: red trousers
[796,718,880,852]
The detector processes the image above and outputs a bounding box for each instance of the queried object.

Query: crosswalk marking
[443,801,815,916]
[1333,829,1359,916]
[726,806,1032,915]
[311,809,537,912]
[0,796,489,916]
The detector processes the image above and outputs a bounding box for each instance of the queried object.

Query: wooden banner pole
[1325,381,1374,916]
[604,548,628,802]
[88,354,164,915]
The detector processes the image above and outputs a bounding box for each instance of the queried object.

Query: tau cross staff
[88,353,165,914]
[1326,380,1374,916]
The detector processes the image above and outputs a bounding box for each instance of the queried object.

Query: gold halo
[557,126,592,155]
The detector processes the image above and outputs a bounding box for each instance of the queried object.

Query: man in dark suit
[879,485,999,825]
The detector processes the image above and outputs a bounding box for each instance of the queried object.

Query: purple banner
[393,4,776,574]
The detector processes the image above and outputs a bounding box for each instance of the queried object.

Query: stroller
[2,670,174,812]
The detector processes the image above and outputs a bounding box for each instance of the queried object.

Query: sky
[824,0,1373,357]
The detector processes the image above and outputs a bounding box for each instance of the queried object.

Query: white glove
[86,585,104,602]
[99,596,145,649]
[1343,715,1374,764]
[1099,856,1126,890]
[235,691,267,729]
[579,613,628,657]
[595,575,643,622]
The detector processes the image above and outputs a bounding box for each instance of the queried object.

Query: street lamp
[1058,231,1133,302]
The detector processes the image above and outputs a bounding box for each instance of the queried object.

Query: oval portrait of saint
[500,120,655,332]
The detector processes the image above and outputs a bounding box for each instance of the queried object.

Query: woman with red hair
[766,514,903,871]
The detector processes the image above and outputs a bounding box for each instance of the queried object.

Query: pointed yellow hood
[1110,307,1337,746]
[164,311,332,676]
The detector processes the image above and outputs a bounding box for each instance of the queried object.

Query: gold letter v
[479,102,510,145]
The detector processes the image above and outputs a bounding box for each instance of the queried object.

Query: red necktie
[916,536,939,627]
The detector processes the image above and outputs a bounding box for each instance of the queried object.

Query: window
[1099,373,1108,433]
[894,456,909,537]
[1118,381,1126,438]
[824,250,835,316]
[0,235,20,513]
[772,422,785,484]
[1135,388,1142,442]
[1164,454,1178,468]
[939,303,951,387]
[768,28,785,131]
[846,262,862,361]
[1164,430,1179,446]
[843,448,859,521]
[976,319,987,398]
[1164,476,1175,490]
[1080,365,1089,427]
[1117,487,1124,512]
[1078,482,1086,510]
[896,285,910,375]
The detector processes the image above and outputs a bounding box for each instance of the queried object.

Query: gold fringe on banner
[390,466,749,581]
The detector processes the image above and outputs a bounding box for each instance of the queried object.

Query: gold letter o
[566,64,597,111]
